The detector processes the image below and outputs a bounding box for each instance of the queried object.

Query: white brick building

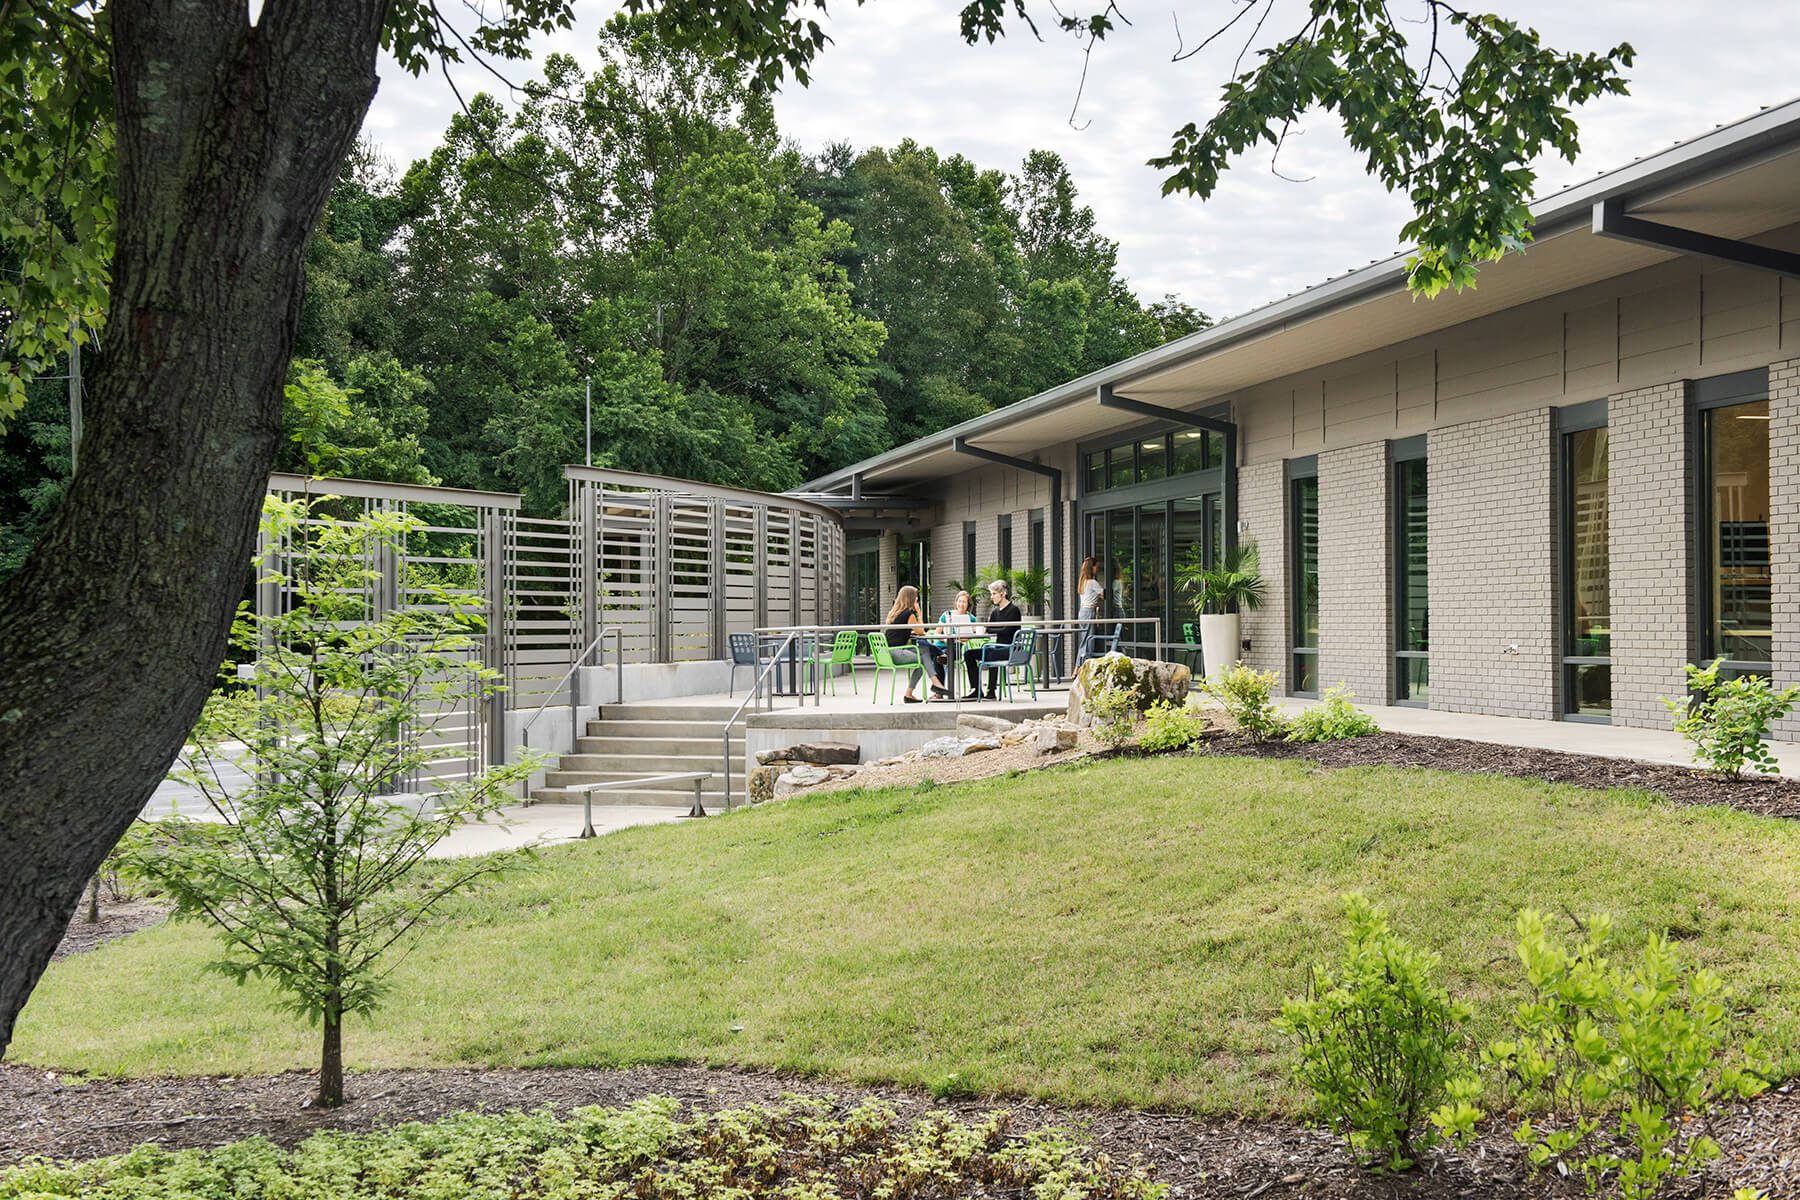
[803,101,1800,730]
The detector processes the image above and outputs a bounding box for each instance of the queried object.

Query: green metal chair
[1179,622,1204,677]
[864,630,916,704]
[809,629,860,694]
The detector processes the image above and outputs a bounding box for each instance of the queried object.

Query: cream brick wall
[1318,442,1391,702]
[1238,461,1289,683]
[1769,359,1800,739]
[1427,409,1558,718]
[878,532,899,609]
[1608,381,1691,728]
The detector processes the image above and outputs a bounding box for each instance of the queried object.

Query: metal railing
[569,772,713,836]
[720,630,803,811]
[750,616,1166,703]
[516,626,624,763]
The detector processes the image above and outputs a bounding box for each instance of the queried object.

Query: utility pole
[584,377,592,467]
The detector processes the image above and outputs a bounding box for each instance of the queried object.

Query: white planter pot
[1198,612,1241,680]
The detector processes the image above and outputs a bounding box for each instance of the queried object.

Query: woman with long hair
[1076,555,1104,664]
[883,584,947,702]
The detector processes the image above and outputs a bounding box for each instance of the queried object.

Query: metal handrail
[720,630,802,812]
[517,626,624,759]
[570,772,713,835]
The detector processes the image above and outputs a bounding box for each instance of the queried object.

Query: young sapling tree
[126,493,537,1107]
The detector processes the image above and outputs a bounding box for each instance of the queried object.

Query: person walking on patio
[885,585,947,702]
[966,579,1020,699]
[1076,556,1104,664]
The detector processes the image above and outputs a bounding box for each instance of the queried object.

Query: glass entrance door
[1083,494,1222,660]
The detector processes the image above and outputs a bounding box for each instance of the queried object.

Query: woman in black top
[884,585,948,702]
[966,578,1021,699]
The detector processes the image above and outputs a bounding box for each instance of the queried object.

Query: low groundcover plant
[0,1096,1170,1200]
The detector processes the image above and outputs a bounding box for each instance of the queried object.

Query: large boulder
[748,765,780,805]
[756,741,859,766]
[1067,653,1191,726]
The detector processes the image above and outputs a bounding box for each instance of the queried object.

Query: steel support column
[1593,197,1800,277]
[1098,383,1242,555]
[949,436,1065,672]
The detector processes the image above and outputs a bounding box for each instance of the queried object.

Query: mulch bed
[1193,729,1800,818]
[2,1061,1794,1197]
[51,895,169,961]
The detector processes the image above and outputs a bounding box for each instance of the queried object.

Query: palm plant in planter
[1010,566,1050,615]
[1176,541,1265,680]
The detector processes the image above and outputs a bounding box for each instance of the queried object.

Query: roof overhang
[801,97,1800,494]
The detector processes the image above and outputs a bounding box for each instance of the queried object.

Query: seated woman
[932,588,980,694]
[883,585,947,702]
[965,579,1020,699]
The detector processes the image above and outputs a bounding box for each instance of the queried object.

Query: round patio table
[918,626,993,702]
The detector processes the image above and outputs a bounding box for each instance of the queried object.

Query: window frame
[1557,400,1611,723]
[1288,456,1320,698]
[1692,368,1773,680]
[1389,437,1428,707]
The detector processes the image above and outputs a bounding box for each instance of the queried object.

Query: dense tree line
[2,15,1203,540]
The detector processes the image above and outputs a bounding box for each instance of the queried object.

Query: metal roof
[800,95,1800,493]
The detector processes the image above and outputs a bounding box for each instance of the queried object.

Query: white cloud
[363,1,1797,319]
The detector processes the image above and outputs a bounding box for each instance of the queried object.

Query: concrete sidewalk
[1276,696,1800,776]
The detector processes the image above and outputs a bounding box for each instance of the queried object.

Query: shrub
[1206,662,1287,739]
[0,1096,1171,1200]
[1662,658,1800,776]
[1486,910,1770,1200]
[1087,674,1139,750]
[1286,684,1380,743]
[1275,895,1482,1170]
[1137,700,1208,753]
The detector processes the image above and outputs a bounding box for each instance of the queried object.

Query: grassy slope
[16,755,1800,1114]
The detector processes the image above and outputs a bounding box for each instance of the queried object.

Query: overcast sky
[362,2,1797,322]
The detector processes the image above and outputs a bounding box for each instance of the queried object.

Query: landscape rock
[955,714,1015,735]
[756,741,859,766]
[917,736,999,758]
[1036,725,1078,754]
[747,766,779,805]
[778,764,832,787]
[1066,653,1191,726]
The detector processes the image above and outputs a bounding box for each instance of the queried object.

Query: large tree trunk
[0,0,390,1055]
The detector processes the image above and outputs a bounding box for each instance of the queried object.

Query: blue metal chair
[728,631,769,695]
[1083,622,1122,661]
[997,627,1039,700]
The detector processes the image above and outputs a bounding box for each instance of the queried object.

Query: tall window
[962,521,978,586]
[1029,509,1045,575]
[998,513,1013,573]
[1393,454,1428,703]
[1699,372,1772,673]
[1290,464,1320,695]
[1563,416,1610,717]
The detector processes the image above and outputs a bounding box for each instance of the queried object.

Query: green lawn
[17,755,1800,1114]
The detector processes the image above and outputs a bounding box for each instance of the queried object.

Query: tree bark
[0,0,391,1055]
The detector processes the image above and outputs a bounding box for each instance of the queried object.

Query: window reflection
[1706,399,1771,665]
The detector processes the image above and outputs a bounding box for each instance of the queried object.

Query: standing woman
[883,585,946,702]
[1076,556,1104,664]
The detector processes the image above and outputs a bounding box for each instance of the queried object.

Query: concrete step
[531,785,715,808]
[595,704,741,722]
[555,752,725,773]
[582,718,736,739]
[576,734,741,755]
